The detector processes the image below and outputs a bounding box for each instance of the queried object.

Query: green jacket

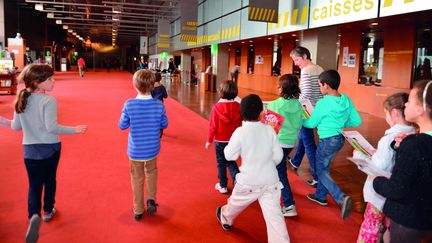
[303,93,362,138]
[267,97,303,146]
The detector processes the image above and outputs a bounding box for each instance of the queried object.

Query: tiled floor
[164,77,388,213]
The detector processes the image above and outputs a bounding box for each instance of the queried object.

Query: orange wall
[381,25,414,89]
[281,38,295,75]
[338,27,413,118]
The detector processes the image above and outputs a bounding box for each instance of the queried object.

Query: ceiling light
[267,37,272,40]
[56,20,62,24]
[68,29,73,33]
[35,4,43,11]
[112,16,119,21]
[63,25,68,29]
[291,34,297,36]
[73,32,77,35]
[47,13,54,19]
[249,40,253,42]
[370,22,379,26]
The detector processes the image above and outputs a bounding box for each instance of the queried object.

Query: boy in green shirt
[303,69,362,220]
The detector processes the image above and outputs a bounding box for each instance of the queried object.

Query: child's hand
[205,142,211,150]
[75,125,88,134]
[0,116,11,128]
[394,132,415,148]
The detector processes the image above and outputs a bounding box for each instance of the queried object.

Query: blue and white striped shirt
[119,95,168,160]
[299,64,324,106]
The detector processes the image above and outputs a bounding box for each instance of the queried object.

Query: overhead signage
[268,0,309,35]
[157,19,171,52]
[380,0,432,17]
[139,36,148,55]
[248,0,279,23]
[308,0,379,28]
[180,0,197,43]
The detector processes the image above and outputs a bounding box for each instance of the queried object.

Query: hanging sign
[249,0,279,23]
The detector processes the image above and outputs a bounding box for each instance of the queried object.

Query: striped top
[299,64,324,106]
[118,96,168,160]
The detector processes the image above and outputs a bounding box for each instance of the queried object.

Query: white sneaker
[25,214,41,243]
[215,183,228,194]
[282,205,298,217]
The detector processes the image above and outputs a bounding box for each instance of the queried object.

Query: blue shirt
[118,96,168,160]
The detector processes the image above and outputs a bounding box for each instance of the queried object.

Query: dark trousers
[276,147,294,207]
[215,142,239,188]
[24,150,61,218]
[385,219,432,243]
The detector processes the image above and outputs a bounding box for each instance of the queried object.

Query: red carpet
[0,71,362,242]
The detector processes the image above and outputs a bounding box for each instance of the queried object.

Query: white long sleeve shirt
[224,121,283,186]
[355,124,415,211]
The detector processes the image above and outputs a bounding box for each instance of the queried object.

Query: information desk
[0,72,17,95]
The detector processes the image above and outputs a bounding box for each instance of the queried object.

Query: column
[181,50,191,84]
[213,43,229,91]
[300,26,338,70]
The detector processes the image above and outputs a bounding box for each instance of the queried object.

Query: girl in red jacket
[205,80,242,194]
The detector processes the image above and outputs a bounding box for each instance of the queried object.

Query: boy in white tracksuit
[216,94,290,243]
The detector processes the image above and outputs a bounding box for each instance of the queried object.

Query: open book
[342,131,375,158]
[347,157,391,178]
[299,99,314,119]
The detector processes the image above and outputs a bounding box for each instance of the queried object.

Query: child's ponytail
[14,89,31,113]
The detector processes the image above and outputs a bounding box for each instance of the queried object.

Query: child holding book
[216,94,289,243]
[119,70,168,220]
[267,74,303,217]
[205,80,242,194]
[304,69,362,219]
[355,93,415,243]
[373,80,432,242]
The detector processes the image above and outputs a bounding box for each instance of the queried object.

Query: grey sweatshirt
[11,93,76,144]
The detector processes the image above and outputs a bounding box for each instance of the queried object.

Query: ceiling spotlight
[68,29,73,33]
[47,13,54,19]
[35,4,43,11]
[73,32,77,35]
[56,20,62,24]
[370,22,379,26]
[63,25,68,29]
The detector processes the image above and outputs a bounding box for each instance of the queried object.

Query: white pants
[221,182,290,243]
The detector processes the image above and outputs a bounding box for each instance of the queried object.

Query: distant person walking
[78,57,85,78]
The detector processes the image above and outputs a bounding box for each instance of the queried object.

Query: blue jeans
[291,126,317,181]
[276,147,294,207]
[215,142,239,188]
[315,134,345,205]
[24,150,61,218]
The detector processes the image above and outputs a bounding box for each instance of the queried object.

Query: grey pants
[384,219,432,243]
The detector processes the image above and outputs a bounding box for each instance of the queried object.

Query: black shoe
[307,180,318,188]
[134,213,143,221]
[341,195,352,220]
[287,157,298,171]
[307,194,328,206]
[216,207,231,231]
[147,199,159,215]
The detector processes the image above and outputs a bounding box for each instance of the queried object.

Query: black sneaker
[307,180,318,188]
[306,194,328,206]
[147,199,159,215]
[25,214,41,243]
[134,213,143,221]
[216,207,231,231]
[287,157,298,171]
[341,195,352,220]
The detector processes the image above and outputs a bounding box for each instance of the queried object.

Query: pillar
[213,43,230,90]
[181,50,191,83]
[300,26,338,70]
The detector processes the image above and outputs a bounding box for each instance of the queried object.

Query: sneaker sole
[341,196,352,220]
[307,195,328,206]
[282,212,298,217]
[216,207,231,231]
[25,215,41,243]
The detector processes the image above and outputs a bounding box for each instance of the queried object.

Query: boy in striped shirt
[119,70,168,221]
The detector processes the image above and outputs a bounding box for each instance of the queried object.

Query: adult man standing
[231,65,240,83]
[78,57,85,77]
[289,46,324,187]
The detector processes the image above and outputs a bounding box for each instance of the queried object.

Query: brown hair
[383,92,409,119]
[413,80,432,119]
[154,72,162,82]
[15,64,54,113]
[279,74,300,99]
[133,69,155,94]
[218,80,238,100]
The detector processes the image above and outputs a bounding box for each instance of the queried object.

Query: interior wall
[280,38,295,75]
